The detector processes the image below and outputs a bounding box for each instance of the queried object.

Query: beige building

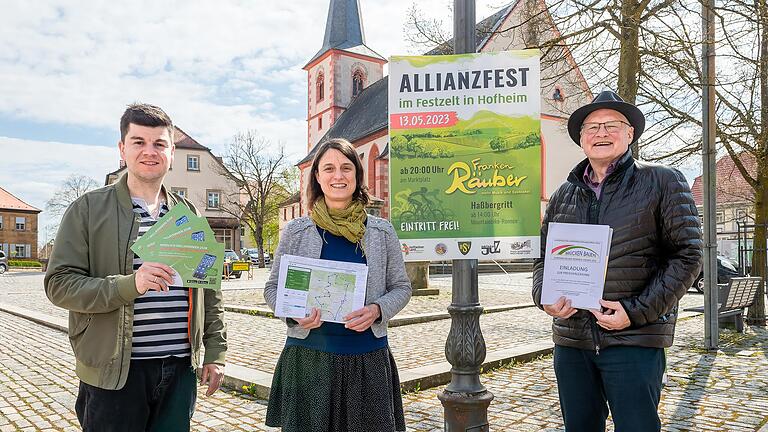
[285,0,592,222]
[691,152,756,258]
[106,127,243,251]
[0,186,42,259]
[278,192,302,234]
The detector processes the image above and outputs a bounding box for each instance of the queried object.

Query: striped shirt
[130,198,191,360]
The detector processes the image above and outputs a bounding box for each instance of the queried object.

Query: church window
[352,69,365,97]
[318,116,323,130]
[317,73,325,101]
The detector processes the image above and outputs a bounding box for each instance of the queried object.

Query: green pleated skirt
[265,345,406,432]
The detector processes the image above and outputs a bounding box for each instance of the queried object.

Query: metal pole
[702,0,718,350]
[437,1,494,430]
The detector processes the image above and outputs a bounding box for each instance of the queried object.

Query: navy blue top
[285,226,388,355]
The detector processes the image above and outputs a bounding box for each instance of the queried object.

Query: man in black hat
[532,90,702,431]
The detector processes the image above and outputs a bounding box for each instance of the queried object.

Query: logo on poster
[458,241,472,255]
[401,243,425,256]
[509,239,532,255]
[480,240,501,255]
[435,243,448,255]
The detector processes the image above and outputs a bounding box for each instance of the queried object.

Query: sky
[0,0,703,240]
[0,0,507,236]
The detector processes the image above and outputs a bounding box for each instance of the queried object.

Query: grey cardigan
[263,215,412,339]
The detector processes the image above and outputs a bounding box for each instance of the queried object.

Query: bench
[684,276,762,332]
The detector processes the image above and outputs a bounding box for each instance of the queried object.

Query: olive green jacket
[44,174,227,390]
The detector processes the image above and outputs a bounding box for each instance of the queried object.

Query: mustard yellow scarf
[311,198,367,247]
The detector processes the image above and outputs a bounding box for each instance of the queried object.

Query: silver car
[243,248,270,266]
[0,250,7,274]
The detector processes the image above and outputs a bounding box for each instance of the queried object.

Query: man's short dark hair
[120,103,174,142]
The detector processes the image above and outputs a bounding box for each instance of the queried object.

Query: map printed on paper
[305,269,357,321]
[275,255,368,324]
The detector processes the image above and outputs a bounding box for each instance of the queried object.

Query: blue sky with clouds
[4,1,700,240]
[1,0,502,235]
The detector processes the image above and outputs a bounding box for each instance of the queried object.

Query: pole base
[438,390,494,432]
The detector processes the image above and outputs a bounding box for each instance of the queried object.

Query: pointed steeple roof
[304,0,385,69]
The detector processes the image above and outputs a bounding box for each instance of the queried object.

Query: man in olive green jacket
[45,104,226,431]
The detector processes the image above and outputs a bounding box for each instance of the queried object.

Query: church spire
[304,0,384,68]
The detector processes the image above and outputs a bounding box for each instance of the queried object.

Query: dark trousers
[76,356,197,432]
[554,345,665,432]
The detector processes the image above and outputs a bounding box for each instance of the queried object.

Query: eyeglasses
[580,121,631,135]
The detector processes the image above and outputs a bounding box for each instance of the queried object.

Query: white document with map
[274,254,368,323]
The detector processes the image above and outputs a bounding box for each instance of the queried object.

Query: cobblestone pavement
[221,270,536,315]
[0,271,530,319]
[221,306,556,373]
[0,272,709,375]
[400,316,768,432]
[0,311,277,432]
[2,305,767,431]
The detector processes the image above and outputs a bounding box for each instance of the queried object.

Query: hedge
[8,260,43,268]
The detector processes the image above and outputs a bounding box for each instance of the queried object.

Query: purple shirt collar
[583,160,619,198]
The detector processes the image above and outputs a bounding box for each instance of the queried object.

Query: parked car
[243,248,271,266]
[691,255,741,293]
[223,249,243,279]
[0,250,7,274]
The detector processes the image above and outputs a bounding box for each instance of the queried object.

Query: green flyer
[131,204,224,290]
[388,50,542,261]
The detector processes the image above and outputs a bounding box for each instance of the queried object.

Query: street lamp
[437,1,494,430]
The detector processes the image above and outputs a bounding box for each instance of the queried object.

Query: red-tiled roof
[0,187,41,212]
[691,152,755,206]
[174,126,209,150]
[105,126,214,185]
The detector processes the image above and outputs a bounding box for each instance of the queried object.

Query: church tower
[303,0,386,151]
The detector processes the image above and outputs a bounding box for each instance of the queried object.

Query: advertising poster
[388,50,542,261]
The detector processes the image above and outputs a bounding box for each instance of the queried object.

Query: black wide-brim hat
[567,90,645,146]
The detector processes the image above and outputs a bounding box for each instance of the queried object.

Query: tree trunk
[255,224,266,268]
[618,0,642,156]
[748,169,767,325]
[747,0,768,325]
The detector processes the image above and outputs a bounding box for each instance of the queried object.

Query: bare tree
[45,175,100,230]
[404,1,768,322]
[214,131,293,268]
[404,0,685,156]
[632,0,768,323]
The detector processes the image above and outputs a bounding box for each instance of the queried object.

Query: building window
[14,244,28,258]
[214,228,233,250]
[283,208,287,220]
[207,191,221,209]
[736,209,747,221]
[318,116,323,130]
[352,69,365,97]
[317,72,325,101]
[15,217,25,231]
[553,87,564,101]
[0,214,3,230]
[735,209,748,230]
[187,155,200,171]
[716,211,724,233]
[291,206,295,219]
[171,188,187,198]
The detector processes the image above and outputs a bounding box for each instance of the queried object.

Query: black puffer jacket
[532,150,702,350]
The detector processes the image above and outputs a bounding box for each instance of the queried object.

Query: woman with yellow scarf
[264,138,412,431]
